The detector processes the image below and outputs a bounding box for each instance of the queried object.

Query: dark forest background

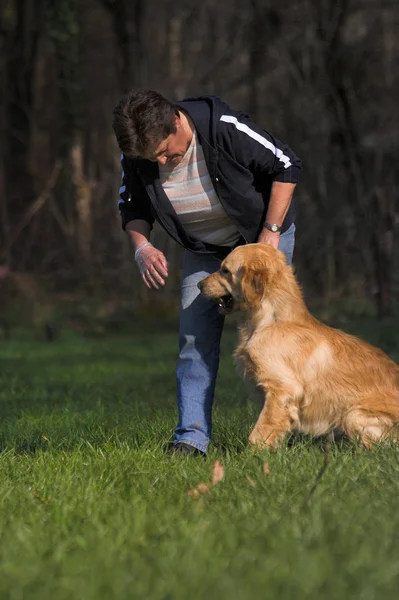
[1,0,398,334]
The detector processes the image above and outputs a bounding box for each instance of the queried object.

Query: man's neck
[178,111,195,143]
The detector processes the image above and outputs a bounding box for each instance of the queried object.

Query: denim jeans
[173,224,296,453]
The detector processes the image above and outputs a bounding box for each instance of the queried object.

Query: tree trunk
[70,137,93,271]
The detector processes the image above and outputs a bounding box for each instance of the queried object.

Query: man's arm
[125,219,152,250]
[117,155,167,288]
[118,154,155,231]
[218,110,300,248]
[257,182,296,248]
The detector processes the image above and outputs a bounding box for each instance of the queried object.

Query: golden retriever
[198,244,399,448]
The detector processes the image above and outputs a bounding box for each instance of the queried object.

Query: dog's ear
[241,265,266,307]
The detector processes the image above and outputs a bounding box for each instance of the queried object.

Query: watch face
[264,223,280,232]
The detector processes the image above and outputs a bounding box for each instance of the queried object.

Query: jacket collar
[176,96,220,148]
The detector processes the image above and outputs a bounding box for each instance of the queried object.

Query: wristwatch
[263,222,282,233]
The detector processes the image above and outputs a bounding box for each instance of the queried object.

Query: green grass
[1,318,399,600]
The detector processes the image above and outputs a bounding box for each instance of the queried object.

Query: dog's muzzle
[197,281,235,315]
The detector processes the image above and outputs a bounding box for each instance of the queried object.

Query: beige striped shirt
[159,131,240,247]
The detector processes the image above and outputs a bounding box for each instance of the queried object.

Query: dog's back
[287,320,399,439]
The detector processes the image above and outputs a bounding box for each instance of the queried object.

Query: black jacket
[118,95,301,256]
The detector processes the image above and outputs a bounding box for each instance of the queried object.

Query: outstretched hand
[135,243,168,289]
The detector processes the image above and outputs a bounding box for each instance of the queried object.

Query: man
[113,89,301,457]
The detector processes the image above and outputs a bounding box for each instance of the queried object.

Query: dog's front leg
[248,389,292,449]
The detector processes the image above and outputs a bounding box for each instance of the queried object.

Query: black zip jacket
[118,96,301,256]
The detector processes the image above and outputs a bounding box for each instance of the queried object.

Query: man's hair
[112,89,178,158]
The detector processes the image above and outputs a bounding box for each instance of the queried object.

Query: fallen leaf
[263,462,270,477]
[188,460,225,499]
[212,460,225,486]
[247,477,256,487]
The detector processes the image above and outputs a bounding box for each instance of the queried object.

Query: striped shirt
[159,131,241,247]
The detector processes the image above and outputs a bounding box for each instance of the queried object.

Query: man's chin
[168,157,183,166]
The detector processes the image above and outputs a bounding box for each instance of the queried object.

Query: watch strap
[263,222,282,233]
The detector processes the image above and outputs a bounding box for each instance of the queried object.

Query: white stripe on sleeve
[220,115,292,168]
[118,155,129,204]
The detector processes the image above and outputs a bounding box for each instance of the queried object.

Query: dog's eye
[221,267,230,275]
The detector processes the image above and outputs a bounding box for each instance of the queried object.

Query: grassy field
[1,317,399,600]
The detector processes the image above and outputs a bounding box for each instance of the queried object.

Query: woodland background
[1,0,398,334]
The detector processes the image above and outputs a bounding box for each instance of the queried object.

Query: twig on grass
[304,436,331,504]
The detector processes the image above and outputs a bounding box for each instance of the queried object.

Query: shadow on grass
[211,431,355,459]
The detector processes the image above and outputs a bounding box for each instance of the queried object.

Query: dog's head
[198,244,286,314]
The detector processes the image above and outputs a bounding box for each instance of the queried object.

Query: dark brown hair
[112,89,178,158]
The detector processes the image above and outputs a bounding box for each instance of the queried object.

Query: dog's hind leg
[342,395,399,448]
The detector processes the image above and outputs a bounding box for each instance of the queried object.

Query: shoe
[170,442,206,458]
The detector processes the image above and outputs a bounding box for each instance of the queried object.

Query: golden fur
[198,244,399,448]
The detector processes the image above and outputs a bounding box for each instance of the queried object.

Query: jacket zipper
[211,146,249,244]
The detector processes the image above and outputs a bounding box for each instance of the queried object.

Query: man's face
[145,115,191,166]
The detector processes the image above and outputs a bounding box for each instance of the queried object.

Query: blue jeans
[173,224,296,453]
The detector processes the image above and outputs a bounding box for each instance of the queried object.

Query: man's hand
[256,227,280,249]
[135,242,168,289]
